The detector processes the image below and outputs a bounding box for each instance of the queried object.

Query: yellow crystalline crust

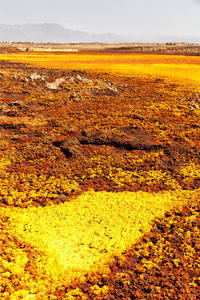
[1,52,200,87]
[1,188,198,298]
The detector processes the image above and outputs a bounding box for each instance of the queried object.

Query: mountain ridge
[0,23,199,43]
[0,23,125,43]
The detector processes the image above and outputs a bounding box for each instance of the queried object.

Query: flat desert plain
[0,50,199,299]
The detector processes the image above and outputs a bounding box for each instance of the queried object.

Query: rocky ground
[0,60,199,204]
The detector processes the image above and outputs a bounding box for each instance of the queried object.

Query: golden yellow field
[1,52,200,87]
[0,52,199,299]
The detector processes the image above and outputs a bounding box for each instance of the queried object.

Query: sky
[0,0,200,38]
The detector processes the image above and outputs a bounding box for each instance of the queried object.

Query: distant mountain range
[0,23,125,43]
[0,23,199,43]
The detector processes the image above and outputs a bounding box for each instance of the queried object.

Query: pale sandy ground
[1,41,200,54]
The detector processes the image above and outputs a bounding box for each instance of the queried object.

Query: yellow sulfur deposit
[1,53,200,88]
[3,189,196,286]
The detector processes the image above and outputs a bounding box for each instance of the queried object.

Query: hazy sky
[1,0,200,37]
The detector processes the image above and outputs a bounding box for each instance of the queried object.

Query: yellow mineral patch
[4,189,195,285]
[1,53,200,87]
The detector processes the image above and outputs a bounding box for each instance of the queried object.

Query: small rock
[190,103,200,109]
[68,77,75,83]
[46,78,65,90]
[8,102,22,107]
[76,75,83,81]
[108,85,118,92]
[82,78,93,85]
[30,73,42,80]
[29,73,45,81]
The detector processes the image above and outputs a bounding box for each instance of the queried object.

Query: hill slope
[0,23,124,43]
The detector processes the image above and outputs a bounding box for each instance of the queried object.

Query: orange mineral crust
[0,52,199,299]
